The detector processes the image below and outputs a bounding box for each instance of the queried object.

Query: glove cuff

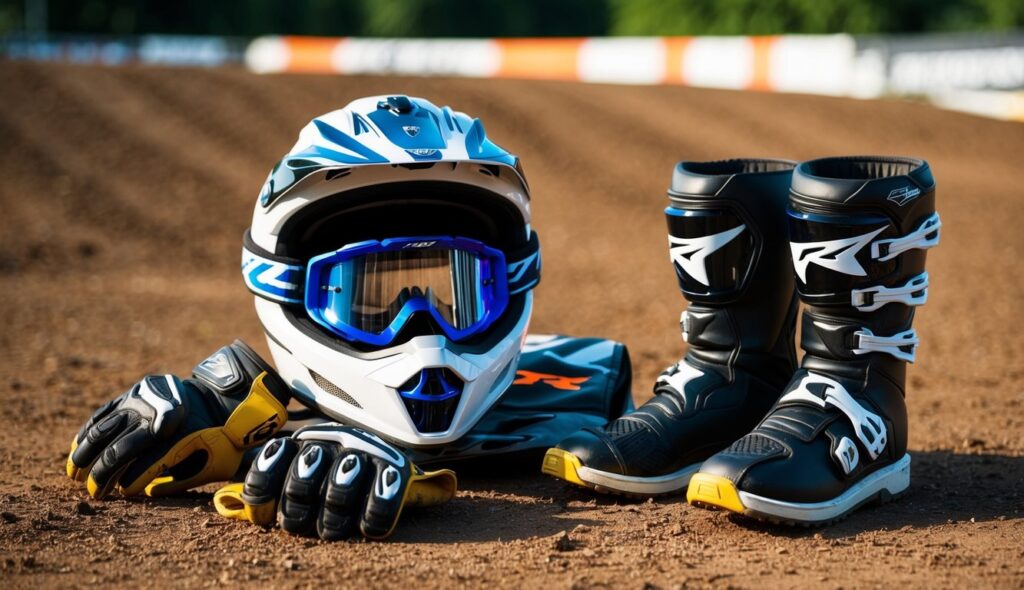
[223,373,289,449]
[191,340,290,406]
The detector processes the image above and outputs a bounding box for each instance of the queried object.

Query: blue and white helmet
[243,95,541,448]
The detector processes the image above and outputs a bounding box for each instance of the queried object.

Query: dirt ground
[0,61,1022,589]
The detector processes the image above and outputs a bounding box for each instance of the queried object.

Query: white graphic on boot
[656,361,704,394]
[834,436,860,475]
[790,226,886,283]
[668,225,746,286]
[780,372,887,460]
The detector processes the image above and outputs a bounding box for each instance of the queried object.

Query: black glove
[213,423,457,541]
[66,340,290,498]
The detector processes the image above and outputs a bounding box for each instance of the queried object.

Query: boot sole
[542,448,701,497]
[687,453,911,526]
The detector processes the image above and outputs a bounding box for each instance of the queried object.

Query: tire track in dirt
[0,68,187,262]
[16,65,253,268]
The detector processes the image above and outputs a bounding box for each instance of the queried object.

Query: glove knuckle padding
[214,424,457,541]
[317,452,370,541]
[360,458,411,540]
[239,437,299,525]
[279,442,333,536]
[123,375,187,437]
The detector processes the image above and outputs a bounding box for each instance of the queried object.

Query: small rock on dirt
[552,530,574,552]
[75,501,96,516]
[1,512,19,523]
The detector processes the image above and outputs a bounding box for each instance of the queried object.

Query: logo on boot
[790,226,886,282]
[887,186,922,206]
[668,225,746,286]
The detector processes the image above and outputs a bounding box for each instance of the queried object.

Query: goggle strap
[506,230,542,295]
[242,229,305,304]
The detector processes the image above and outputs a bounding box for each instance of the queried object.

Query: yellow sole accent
[686,472,746,514]
[541,448,588,488]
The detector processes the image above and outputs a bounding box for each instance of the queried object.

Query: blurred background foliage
[1,0,1022,36]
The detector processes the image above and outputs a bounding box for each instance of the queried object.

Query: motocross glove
[66,340,290,499]
[213,423,457,541]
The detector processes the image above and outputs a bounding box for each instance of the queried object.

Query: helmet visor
[305,237,509,346]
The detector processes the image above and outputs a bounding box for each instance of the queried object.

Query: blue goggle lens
[305,237,509,346]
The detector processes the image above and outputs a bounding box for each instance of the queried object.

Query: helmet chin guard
[245,95,539,448]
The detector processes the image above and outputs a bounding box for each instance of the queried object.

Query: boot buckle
[851,272,929,311]
[871,212,941,261]
[852,328,919,362]
[780,372,888,460]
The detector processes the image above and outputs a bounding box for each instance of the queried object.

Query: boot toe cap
[696,434,849,504]
[554,429,626,475]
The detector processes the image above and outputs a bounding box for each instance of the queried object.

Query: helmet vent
[309,369,362,408]
[398,368,463,434]
[325,168,351,181]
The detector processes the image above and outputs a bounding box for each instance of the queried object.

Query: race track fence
[3,32,1022,121]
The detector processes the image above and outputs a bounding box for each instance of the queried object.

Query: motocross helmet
[242,95,540,448]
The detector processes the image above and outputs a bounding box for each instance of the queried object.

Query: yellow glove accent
[213,483,278,526]
[367,467,459,540]
[221,374,290,448]
[405,468,458,507]
[66,439,85,482]
[131,373,288,497]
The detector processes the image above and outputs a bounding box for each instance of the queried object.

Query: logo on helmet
[402,126,420,137]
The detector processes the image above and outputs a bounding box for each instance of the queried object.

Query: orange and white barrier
[245,35,863,95]
[244,34,1024,121]
[928,90,1024,122]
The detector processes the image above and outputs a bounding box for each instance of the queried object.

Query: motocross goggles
[242,231,541,347]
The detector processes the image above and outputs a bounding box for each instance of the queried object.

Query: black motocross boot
[542,159,798,496]
[688,156,939,524]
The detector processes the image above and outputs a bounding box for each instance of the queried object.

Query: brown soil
[0,61,1022,589]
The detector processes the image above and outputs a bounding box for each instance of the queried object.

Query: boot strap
[851,272,928,312]
[871,212,941,261]
[853,328,919,363]
[779,372,888,461]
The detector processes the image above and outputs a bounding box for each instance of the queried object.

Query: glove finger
[360,457,412,540]
[317,451,372,541]
[74,395,123,446]
[236,437,298,525]
[86,426,155,499]
[68,412,131,483]
[278,442,333,537]
[114,434,181,495]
